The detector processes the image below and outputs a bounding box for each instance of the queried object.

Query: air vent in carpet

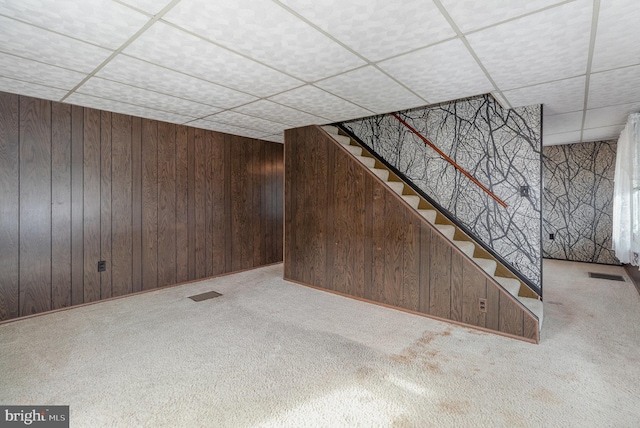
[588,272,625,281]
[189,290,222,302]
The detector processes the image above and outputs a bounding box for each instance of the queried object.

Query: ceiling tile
[163,0,365,82]
[378,38,493,104]
[543,131,581,146]
[0,0,149,49]
[591,0,640,72]
[584,102,640,129]
[466,0,592,90]
[261,133,284,144]
[316,66,425,114]
[0,52,86,90]
[233,100,327,127]
[117,0,173,15]
[440,0,566,33]
[186,119,270,139]
[97,55,257,109]
[543,111,583,135]
[0,76,68,101]
[123,21,302,97]
[203,111,289,134]
[269,85,373,122]
[581,125,624,142]
[0,16,113,73]
[503,76,586,115]
[588,65,640,109]
[65,92,195,124]
[76,77,221,118]
[280,0,455,61]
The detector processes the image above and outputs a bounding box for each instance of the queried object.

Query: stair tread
[473,257,497,275]
[495,277,521,297]
[453,240,475,257]
[370,168,389,181]
[402,194,420,208]
[518,296,544,327]
[356,156,375,167]
[435,224,455,239]
[344,145,362,155]
[334,134,351,145]
[321,125,339,135]
[418,209,437,224]
[387,181,405,194]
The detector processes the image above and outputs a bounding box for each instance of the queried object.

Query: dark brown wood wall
[0,92,283,321]
[284,125,537,342]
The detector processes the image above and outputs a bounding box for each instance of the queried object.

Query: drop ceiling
[0,0,637,145]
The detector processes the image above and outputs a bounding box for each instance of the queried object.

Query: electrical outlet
[98,260,106,272]
[520,185,529,197]
[479,298,487,313]
[549,233,555,240]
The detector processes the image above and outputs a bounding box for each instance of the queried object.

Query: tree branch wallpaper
[341,95,542,288]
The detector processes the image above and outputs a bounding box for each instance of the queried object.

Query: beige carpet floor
[1,260,639,427]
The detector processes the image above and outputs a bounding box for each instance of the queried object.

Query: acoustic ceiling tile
[581,125,624,142]
[0,0,149,49]
[440,0,566,33]
[279,0,455,61]
[117,0,174,15]
[591,0,640,72]
[163,0,365,82]
[588,65,640,109]
[543,111,584,135]
[0,76,69,101]
[77,77,221,118]
[503,76,586,115]
[543,130,581,146]
[584,102,640,130]
[0,52,86,90]
[187,119,270,139]
[0,16,113,73]
[233,100,327,127]
[97,55,257,109]
[65,92,195,124]
[316,66,425,114]
[378,38,494,104]
[203,111,289,134]
[466,0,592,90]
[269,85,373,122]
[123,21,302,98]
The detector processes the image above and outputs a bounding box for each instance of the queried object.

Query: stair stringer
[317,125,540,343]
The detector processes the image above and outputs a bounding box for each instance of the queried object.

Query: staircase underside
[283,125,542,343]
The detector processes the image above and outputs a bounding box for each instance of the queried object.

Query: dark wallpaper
[543,141,620,265]
[342,95,542,288]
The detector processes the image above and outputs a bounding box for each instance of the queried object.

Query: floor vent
[189,290,222,302]
[588,272,625,281]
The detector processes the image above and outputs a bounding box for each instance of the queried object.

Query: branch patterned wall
[341,95,542,288]
[543,141,620,265]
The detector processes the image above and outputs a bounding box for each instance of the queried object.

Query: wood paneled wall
[284,125,538,343]
[0,92,283,321]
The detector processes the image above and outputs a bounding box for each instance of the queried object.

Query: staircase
[321,125,544,330]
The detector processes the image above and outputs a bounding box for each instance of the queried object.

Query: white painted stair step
[402,195,420,208]
[453,240,475,257]
[473,257,497,276]
[344,145,362,156]
[370,167,389,181]
[518,297,544,329]
[334,134,351,145]
[387,181,405,195]
[419,209,437,224]
[322,125,339,135]
[495,277,521,298]
[435,224,455,240]
[357,156,376,168]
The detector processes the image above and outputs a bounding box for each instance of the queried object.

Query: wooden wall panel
[0,92,20,320]
[111,113,132,297]
[0,90,283,321]
[51,103,72,309]
[157,122,176,287]
[19,96,51,316]
[141,119,158,290]
[284,125,537,342]
[83,108,101,302]
[100,111,112,299]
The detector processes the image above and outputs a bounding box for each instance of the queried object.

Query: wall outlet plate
[98,260,106,272]
[479,298,487,313]
[520,185,529,197]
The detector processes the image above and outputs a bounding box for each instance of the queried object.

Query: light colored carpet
[1,260,639,427]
